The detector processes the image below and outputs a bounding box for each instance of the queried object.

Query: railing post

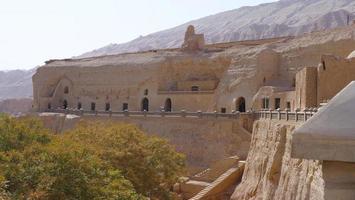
[214,111,218,118]
[262,110,265,119]
[304,108,308,121]
[181,110,186,118]
[235,111,240,119]
[295,109,299,122]
[262,109,267,119]
[277,108,281,120]
[286,109,289,121]
[313,108,318,117]
[269,109,272,120]
[143,110,147,117]
[197,110,202,118]
[124,110,129,117]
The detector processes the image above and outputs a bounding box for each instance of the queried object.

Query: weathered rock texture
[0,98,32,115]
[231,119,324,200]
[181,25,205,51]
[79,0,355,58]
[0,68,35,100]
[33,25,355,114]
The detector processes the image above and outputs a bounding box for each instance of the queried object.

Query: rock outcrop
[79,0,355,58]
[181,25,205,51]
[231,120,324,200]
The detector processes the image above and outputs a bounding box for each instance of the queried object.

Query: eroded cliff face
[231,120,324,200]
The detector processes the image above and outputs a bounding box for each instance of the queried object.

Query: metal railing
[256,108,318,122]
[46,109,254,120]
[45,108,318,122]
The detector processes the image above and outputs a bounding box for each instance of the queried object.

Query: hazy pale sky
[0,0,276,70]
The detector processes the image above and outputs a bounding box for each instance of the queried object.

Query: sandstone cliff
[231,120,324,200]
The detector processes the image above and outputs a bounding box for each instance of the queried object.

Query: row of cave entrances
[141,97,246,113]
[60,98,171,112]
[59,97,246,113]
[141,98,171,112]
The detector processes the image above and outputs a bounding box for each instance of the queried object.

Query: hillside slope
[79,0,355,58]
[0,68,35,100]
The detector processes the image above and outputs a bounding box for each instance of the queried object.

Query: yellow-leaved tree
[64,121,186,199]
[0,115,185,200]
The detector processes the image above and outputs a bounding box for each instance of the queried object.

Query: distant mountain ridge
[79,0,355,58]
[0,68,35,100]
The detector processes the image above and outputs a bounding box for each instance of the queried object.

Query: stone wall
[84,116,252,172]
[251,86,295,111]
[33,53,230,113]
[231,119,324,200]
[295,67,318,110]
[317,55,355,104]
[37,113,252,173]
[0,98,33,115]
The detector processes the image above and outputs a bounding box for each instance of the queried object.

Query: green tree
[0,116,50,152]
[65,121,186,199]
[0,175,9,200]
[0,115,143,200]
[2,142,142,199]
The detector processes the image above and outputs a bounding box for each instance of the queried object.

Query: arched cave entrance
[141,98,149,111]
[64,86,69,94]
[91,102,96,111]
[63,100,68,109]
[105,103,111,111]
[164,98,172,112]
[236,97,246,113]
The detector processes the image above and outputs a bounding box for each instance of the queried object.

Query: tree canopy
[0,115,185,200]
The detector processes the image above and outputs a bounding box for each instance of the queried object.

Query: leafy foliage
[0,115,185,200]
[64,121,186,199]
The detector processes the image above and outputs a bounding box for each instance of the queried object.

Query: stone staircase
[189,161,245,200]
[193,156,240,183]
[174,157,245,200]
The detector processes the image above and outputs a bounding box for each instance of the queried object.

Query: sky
[0,0,277,70]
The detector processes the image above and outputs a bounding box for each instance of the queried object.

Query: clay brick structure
[33,25,355,115]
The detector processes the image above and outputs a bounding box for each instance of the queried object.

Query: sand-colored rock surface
[231,120,324,200]
[33,25,355,114]
[79,0,355,58]
[0,98,32,115]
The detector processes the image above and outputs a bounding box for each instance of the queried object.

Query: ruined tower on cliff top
[181,25,205,51]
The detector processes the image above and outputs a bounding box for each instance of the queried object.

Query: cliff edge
[231,119,324,200]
